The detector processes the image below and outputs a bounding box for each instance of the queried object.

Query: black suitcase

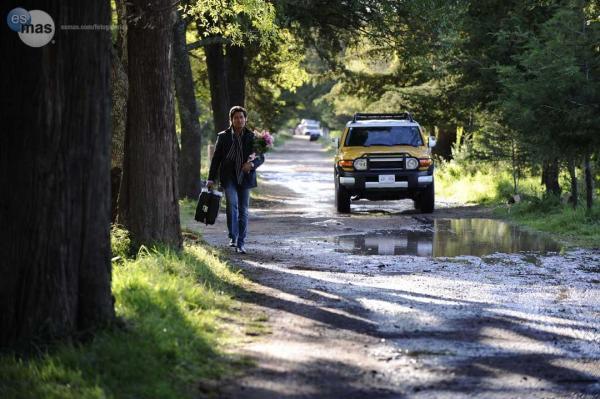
[194,188,223,225]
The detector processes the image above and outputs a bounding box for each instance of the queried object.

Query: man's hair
[229,106,247,121]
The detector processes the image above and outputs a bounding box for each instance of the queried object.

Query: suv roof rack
[352,112,414,123]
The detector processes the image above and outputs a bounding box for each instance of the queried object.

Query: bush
[110,225,131,260]
[510,194,562,215]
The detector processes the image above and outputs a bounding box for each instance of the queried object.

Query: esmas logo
[7,7,55,47]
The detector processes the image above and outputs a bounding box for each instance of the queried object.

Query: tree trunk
[204,34,230,133]
[111,0,129,222]
[431,125,457,160]
[568,159,578,208]
[542,159,561,197]
[174,11,202,199]
[0,0,115,348]
[118,0,182,250]
[225,44,246,107]
[511,141,518,194]
[584,154,594,210]
[111,46,128,221]
[114,0,128,68]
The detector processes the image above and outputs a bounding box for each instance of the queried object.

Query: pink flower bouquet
[253,129,274,154]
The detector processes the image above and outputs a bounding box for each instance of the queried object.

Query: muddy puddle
[322,218,562,257]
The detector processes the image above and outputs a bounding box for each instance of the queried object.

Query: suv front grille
[368,157,406,171]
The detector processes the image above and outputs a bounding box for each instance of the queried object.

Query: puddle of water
[326,218,562,257]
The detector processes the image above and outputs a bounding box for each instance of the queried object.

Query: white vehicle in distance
[295,119,323,141]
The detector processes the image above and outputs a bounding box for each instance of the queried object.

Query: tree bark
[567,159,578,208]
[225,44,246,107]
[114,0,128,68]
[511,141,519,194]
[111,46,128,221]
[203,34,230,133]
[431,125,457,160]
[542,159,561,197]
[0,0,115,347]
[584,154,594,210]
[118,0,182,250]
[174,11,202,199]
[110,0,129,222]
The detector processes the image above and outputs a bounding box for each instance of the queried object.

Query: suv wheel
[413,198,420,210]
[335,176,351,213]
[419,183,435,213]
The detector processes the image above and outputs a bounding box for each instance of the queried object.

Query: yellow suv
[333,113,436,213]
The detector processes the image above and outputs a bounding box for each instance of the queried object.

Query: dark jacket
[208,127,265,189]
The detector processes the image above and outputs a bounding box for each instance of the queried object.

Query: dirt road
[198,135,600,399]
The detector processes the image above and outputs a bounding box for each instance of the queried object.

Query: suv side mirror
[332,137,339,148]
[428,136,436,148]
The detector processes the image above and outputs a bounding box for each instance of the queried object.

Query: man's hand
[241,162,253,173]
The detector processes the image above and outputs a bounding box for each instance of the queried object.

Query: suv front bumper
[337,168,434,199]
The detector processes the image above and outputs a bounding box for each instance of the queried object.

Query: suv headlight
[354,158,367,170]
[405,157,419,170]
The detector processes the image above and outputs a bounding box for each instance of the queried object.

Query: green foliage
[495,3,600,161]
[110,225,131,260]
[246,29,310,129]
[455,0,555,109]
[270,65,338,131]
[186,0,277,46]
[275,0,469,131]
[0,243,249,399]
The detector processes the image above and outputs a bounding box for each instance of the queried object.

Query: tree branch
[187,36,231,51]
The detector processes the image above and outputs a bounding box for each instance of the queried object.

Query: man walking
[207,106,264,254]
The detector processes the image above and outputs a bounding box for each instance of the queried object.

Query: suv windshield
[345,126,423,147]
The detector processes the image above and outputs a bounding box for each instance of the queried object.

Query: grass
[496,199,600,248]
[435,159,543,204]
[435,158,600,248]
[0,223,257,399]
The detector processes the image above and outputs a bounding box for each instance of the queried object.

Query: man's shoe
[236,246,247,254]
[229,239,237,247]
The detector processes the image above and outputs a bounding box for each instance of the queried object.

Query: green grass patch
[0,231,251,399]
[435,158,600,247]
[496,200,600,248]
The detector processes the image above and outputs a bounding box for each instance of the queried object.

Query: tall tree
[188,0,277,132]
[496,1,600,201]
[118,0,182,249]
[174,9,203,199]
[204,38,231,133]
[111,0,129,221]
[225,44,246,107]
[0,0,115,347]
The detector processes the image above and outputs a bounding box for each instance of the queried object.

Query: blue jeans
[223,182,250,247]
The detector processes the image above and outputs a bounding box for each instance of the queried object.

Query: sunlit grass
[0,229,250,399]
[497,201,600,248]
[436,160,543,204]
[435,158,600,247]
